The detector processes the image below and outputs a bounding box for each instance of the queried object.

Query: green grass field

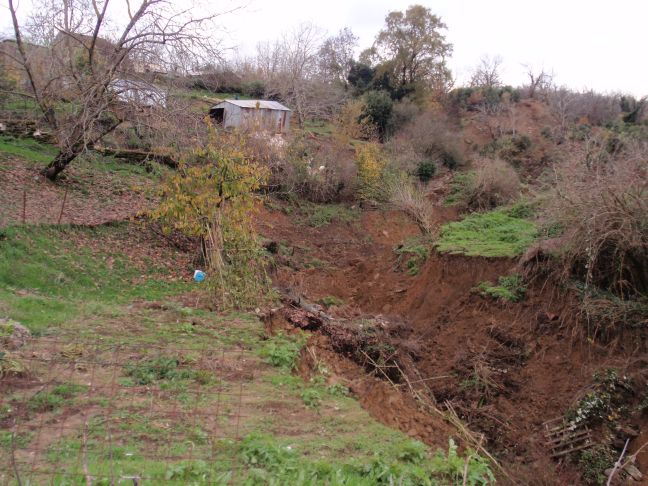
[435,208,537,258]
[0,222,494,485]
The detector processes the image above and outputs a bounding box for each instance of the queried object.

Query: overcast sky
[2,0,646,97]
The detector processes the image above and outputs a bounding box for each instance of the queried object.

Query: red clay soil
[257,204,648,485]
[0,157,152,227]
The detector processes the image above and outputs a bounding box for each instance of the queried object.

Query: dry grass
[546,141,648,296]
[388,176,435,234]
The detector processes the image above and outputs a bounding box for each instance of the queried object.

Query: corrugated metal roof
[212,100,291,111]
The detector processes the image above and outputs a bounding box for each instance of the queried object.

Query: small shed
[209,100,291,134]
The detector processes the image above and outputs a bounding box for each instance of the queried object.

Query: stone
[0,318,31,350]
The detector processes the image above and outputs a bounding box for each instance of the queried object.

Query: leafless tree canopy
[470,55,503,89]
[6,0,232,179]
[317,27,358,88]
[522,65,553,100]
[244,23,347,127]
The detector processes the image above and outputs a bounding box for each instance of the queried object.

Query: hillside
[1,13,647,483]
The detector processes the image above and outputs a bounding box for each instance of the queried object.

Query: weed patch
[394,235,431,275]
[259,333,305,371]
[566,368,633,427]
[123,356,212,386]
[577,444,616,485]
[299,203,360,227]
[319,295,344,308]
[0,224,188,332]
[28,383,87,412]
[237,433,495,485]
[476,274,526,302]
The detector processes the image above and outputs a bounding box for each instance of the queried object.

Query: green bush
[319,295,344,308]
[260,333,305,371]
[28,383,87,412]
[124,357,181,385]
[566,368,633,427]
[477,274,526,302]
[577,445,616,485]
[360,90,393,140]
[439,147,465,170]
[415,159,436,182]
[300,204,360,227]
[243,80,266,98]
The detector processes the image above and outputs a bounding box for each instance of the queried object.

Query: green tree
[370,5,452,96]
[360,90,393,140]
[151,128,271,309]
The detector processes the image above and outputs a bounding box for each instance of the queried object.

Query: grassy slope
[0,221,493,484]
[0,135,57,164]
[435,208,537,258]
[0,224,187,333]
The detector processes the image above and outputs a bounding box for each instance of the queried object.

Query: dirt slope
[258,204,648,485]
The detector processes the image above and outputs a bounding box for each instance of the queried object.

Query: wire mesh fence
[1,336,260,485]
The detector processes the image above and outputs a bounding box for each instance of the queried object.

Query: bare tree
[6,0,233,180]
[255,23,345,126]
[469,55,502,88]
[548,86,576,135]
[317,27,358,88]
[523,65,553,100]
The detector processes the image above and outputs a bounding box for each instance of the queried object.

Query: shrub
[242,80,265,98]
[540,140,648,297]
[360,90,393,140]
[355,142,388,202]
[388,175,435,233]
[260,333,304,371]
[476,274,526,302]
[416,160,437,182]
[269,135,357,203]
[577,445,616,485]
[566,368,633,427]
[335,100,377,141]
[394,236,431,276]
[401,112,466,170]
[450,158,520,211]
[151,128,271,309]
[481,134,532,165]
[299,203,359,227]
[386,98,422,136]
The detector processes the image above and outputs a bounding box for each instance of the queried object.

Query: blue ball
[193,270,206,282]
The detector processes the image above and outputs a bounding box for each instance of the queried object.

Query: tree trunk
[41,149,81,181]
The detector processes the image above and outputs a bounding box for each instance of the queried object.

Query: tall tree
[370,5,452,96]
[6,0,231,180]
[317,27,358,88]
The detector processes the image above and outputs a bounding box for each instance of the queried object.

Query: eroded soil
[257,204,648,485]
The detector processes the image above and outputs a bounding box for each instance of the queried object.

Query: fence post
[57,188,68,225]
[22,190,26,225]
